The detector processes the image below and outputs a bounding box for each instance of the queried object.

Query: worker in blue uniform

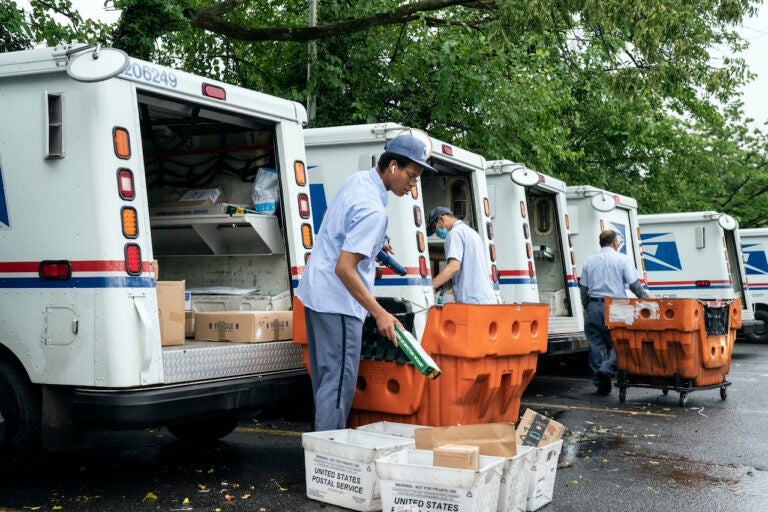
[296,133,436,431]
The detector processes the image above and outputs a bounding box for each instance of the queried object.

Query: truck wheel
[167,413,240,443]
[0,358,42,478]
[745,310,768,343]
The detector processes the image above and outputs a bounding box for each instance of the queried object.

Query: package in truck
[194,311,292,342]
[157,281,185,346]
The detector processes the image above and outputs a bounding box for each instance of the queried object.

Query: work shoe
[596,371,612,395]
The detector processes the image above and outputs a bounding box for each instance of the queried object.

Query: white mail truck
[638,212,760,336]
[303,122,500,343]
[486,161,587,354]
[740,228,768,341]
[566,185,647,292]
[0,44,313,475]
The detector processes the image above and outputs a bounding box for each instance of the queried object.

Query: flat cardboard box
[195,311,293,343]
[415,423,517,457]
[157,186,224,207]
[157,281,185,346]
[185,311,195,339]
[515,409,566,447]
[433,443,480,470]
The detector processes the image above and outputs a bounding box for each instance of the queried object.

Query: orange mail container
[605,298,741,387]
[349,302,549,427]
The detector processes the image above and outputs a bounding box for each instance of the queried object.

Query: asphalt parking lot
[1,343,767,511]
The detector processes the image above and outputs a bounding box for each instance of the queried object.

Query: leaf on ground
[224,495,235,502]
[182,497,190,505]
[241,494,251,499]
[272,479,288,492]
[22,507,41,511]
[143,492,158,502]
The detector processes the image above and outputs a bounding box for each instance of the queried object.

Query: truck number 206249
[121,61,178,88]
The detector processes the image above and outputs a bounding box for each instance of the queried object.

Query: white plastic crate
[302,429,414,512]
[356,421,426,438]
[376,448,505,512]
[497,444,534,512]
[525,439,563,511]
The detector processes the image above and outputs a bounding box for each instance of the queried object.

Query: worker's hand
[381,241,394,255]
[374,310,402,347]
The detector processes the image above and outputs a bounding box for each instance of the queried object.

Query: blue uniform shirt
[444,220,497,304]
[296,168,388,321]
[580,247,641,298]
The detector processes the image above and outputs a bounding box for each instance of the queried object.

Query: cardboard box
[185,311,195,339]
[194,310,293,342]
[157,281,185,346]
[152,259,159,279]
[150,187,230,216]
[515,409,566,448]
[415,423,518,457]
[434,443,480,470]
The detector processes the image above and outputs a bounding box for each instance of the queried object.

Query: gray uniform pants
[585,300,617,381]
[304,307,363,431]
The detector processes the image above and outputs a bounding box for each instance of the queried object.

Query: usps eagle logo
[641,232,683,271]
[0,164,9,230]
[610,222,627,254]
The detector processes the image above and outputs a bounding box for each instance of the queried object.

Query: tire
[0,358,42,478]
[745,310,768,343]
[167,413,241,443]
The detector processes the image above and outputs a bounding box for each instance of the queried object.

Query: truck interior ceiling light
[117,168,135,200]
[202,83,226,100]
[113,127,131,159]
[294,161,306,186]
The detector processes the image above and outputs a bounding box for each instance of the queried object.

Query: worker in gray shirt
[580,229,650,394]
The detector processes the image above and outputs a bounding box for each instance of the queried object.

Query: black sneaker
[596,371,612,395]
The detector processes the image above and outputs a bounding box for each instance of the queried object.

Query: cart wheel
[679,392,688,407]
[619,387,626,403]
[662,389,669,396]
[720,387,727,400]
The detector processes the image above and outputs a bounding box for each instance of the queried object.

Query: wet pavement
[1,343,767,511]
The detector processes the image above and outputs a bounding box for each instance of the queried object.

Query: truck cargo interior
[527,190,572,317]
[139,92,293,320]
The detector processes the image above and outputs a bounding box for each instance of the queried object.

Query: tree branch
[188,0,488,42]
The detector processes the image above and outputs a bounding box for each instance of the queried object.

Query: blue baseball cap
[385,134,437,173]
[427,206,452,236]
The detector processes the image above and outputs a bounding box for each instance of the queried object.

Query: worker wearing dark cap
[427,206,497,304]
[297,133,437,431]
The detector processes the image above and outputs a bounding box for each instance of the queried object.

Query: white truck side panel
[566,186,645,296]
[639,212,755,322]
[740,228,768,309]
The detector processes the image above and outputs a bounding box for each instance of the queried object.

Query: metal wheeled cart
[606,298,740,408]
[616,370,731,407]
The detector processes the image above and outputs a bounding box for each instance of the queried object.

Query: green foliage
[1,0,766,226]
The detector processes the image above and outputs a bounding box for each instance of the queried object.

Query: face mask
[436,227,448,239]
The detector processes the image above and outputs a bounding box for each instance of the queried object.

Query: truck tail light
[298,193,310,218]
[489,243,496,262]
[491,264,499,283]
[600,220,605,232]
[121,207,138,238]
[523,223,529,239]
[570,251,576,265]
[411,184,419,199]
[117,168,135,200]
[301,223,313,249]
[417,232,425,252]
[295,161,306,186]
[419,256,428,278]
[413,205,422,226]
[526,243,532,259]
[528,261,535,278]
[39,260,71,280]
[695,280,711,287]
[113,127,130,159]
[565,214,570,230]
[486,222,493,240]
[519,201,526,218]
[125,244,142,275]
[483,198,490,217]
[202,83,226,100]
